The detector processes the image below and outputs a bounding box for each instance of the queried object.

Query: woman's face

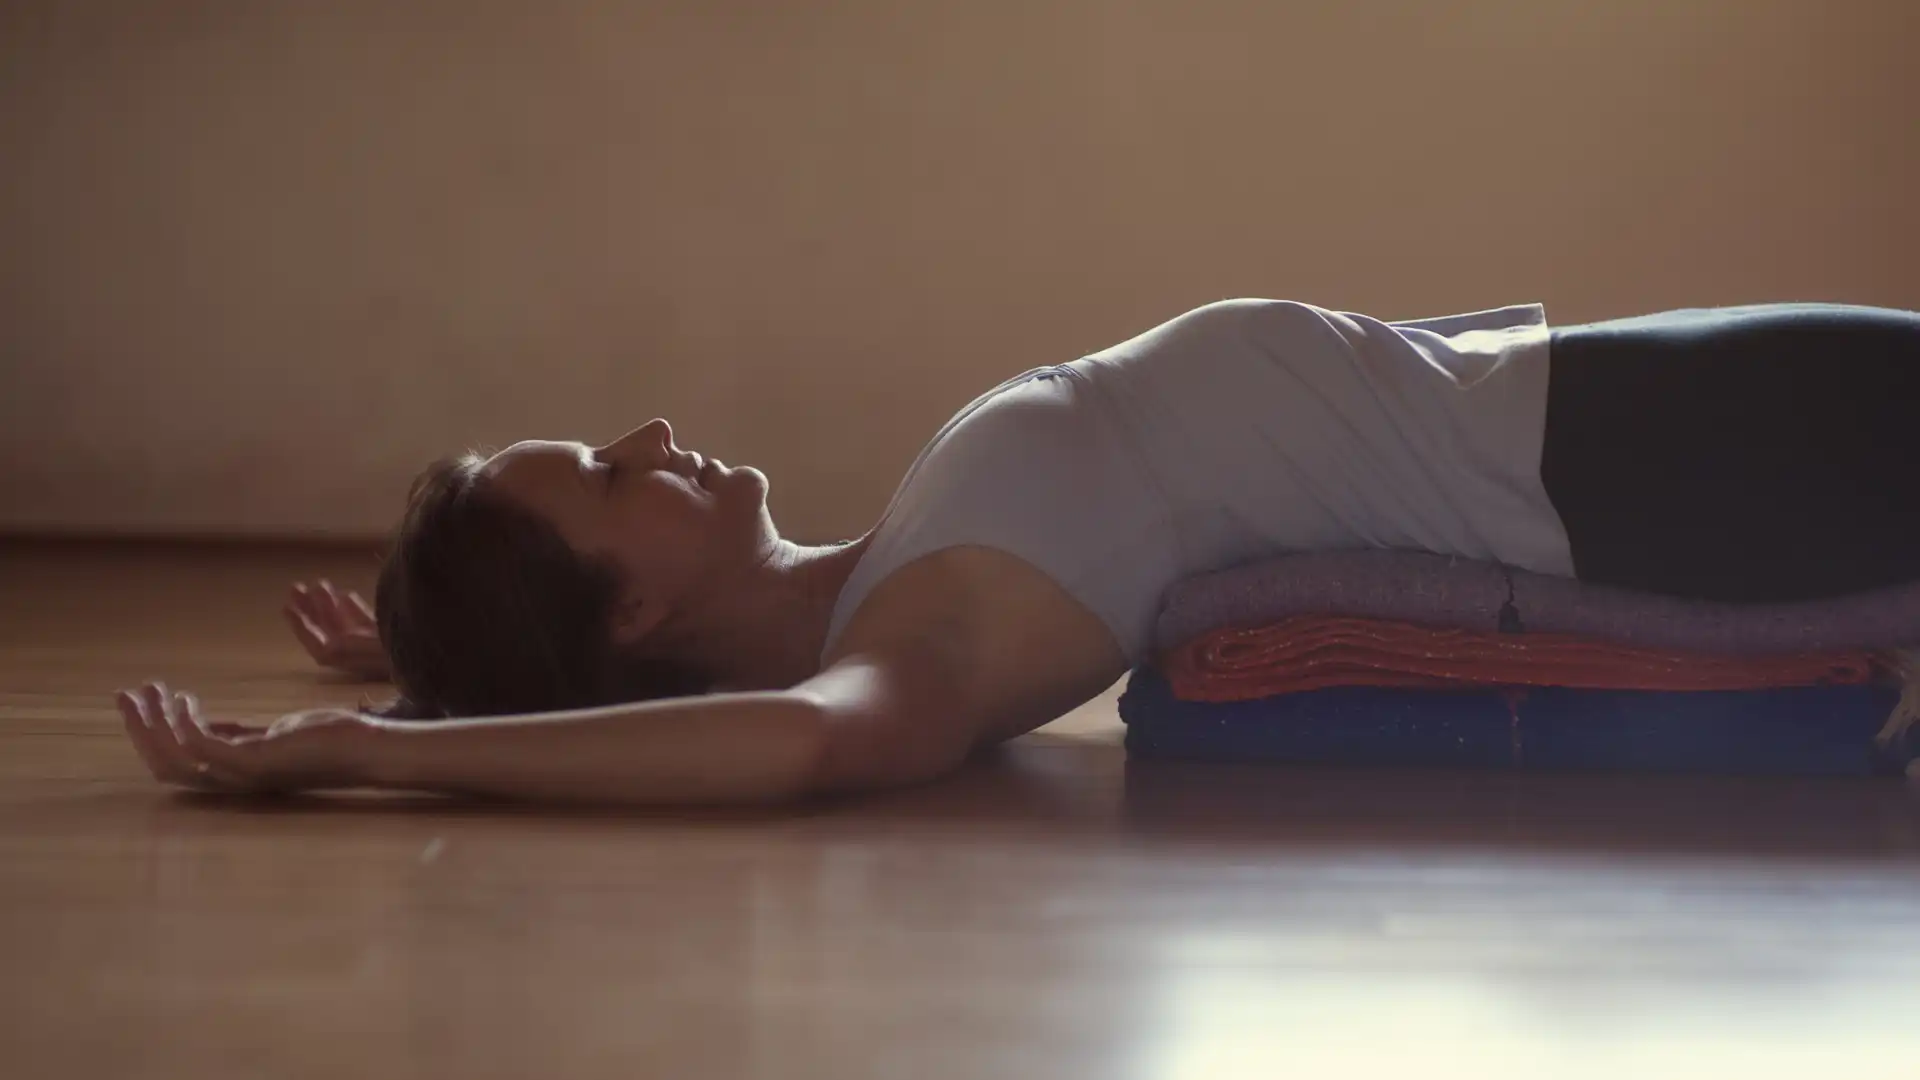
[479,419,776,641]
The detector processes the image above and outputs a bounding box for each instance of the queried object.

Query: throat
[679,536,872,690]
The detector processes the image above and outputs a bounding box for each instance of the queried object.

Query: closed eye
[584,447,617,490]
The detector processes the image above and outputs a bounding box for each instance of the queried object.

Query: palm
[283,581,390,681]
[116,682,360,794]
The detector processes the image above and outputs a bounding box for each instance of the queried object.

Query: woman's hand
[115,682,368,795]
[284,580,390,681]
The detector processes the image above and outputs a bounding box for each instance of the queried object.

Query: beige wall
[2,0,1914,541]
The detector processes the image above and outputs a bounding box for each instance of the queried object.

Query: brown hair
[374,455,710,719]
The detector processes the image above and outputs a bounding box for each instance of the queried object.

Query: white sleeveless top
[823,299,1574,663]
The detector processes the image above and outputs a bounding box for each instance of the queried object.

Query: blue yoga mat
[1119,667,1915,777]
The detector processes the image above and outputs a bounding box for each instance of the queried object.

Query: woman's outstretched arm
[124,552,1125,807]
[114,646,981,806]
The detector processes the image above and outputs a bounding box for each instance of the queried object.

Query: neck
[671,534,873,691]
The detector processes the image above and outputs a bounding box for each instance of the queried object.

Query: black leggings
[1540,303,1920,604]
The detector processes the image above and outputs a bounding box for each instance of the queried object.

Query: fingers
[287,581,378,670]
[118,688,191,786]
[311,581,376,633]
[290,581,336,634]
[123,682,215,789]
[286,585,331,660]
[160,690,253,790]
[329,587,376,637]
[294,582,341,638]
[318,581,354,635]
[141,682,207,786]
[118,684,352,796]
[119,683,249,792]
[284,604,331,659]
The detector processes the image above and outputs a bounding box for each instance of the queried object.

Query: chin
[714,464,771,509]
[735,465,771,498]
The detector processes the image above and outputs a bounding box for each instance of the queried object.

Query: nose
[594,419,675,471]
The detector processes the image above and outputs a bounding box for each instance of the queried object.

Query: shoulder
[803,546,1127,791]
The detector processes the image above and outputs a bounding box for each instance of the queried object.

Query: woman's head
[376,420,777,718]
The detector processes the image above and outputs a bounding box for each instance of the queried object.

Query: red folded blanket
[1160,615,1884,704]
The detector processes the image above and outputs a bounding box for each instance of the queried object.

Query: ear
[607,592,671,650]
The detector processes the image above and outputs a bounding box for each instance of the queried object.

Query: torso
[821,298,1569,741]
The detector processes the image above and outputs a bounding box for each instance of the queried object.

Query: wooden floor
[6,541,1920,1078]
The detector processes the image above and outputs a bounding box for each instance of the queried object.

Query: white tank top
[822,299,1573,663]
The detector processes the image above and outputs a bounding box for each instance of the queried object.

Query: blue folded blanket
[1120,667,1916,777]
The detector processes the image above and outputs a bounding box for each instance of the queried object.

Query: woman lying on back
[116,299,1920,804]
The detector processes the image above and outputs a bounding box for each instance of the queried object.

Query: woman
[117,299,1920,804]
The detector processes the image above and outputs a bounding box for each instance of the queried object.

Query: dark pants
[1540,303,1920,603]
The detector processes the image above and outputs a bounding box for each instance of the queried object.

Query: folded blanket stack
[1122,553,1920,777]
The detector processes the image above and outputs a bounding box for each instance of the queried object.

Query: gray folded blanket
[1153,551,1920,656]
